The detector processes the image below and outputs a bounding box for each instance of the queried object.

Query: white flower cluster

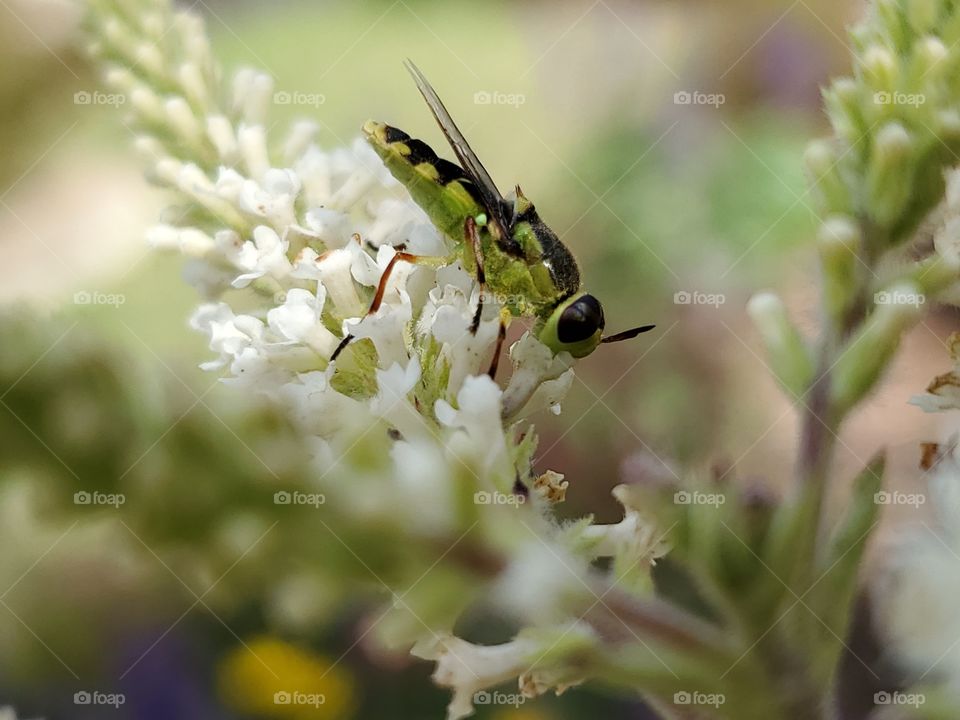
[150,83,587,720]
[93,8,575,461]
[875,438,960,692]
[171,128,576,459]
[88,4,669,718]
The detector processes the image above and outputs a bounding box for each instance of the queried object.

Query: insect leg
[465,215,486,335]
[365,239,407,253]
[487,308,510,379]
[330,250,448,362]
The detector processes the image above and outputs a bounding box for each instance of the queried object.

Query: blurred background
[1,0,956,717]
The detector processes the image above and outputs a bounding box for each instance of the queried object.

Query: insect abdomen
[363,120,484,242]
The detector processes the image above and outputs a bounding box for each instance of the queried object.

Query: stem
[797,357,837,491]
[797,219,879,557]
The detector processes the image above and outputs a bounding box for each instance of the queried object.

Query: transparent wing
[404,60,512,236]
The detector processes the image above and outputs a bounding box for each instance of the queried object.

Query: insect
[331,61,655,374]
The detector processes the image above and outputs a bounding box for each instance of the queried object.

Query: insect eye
[557,295,605,344]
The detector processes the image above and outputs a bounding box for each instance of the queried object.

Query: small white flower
[412,624,595,720]
[580,484,670,564]
[391,437,457,536]
[343,252,416,370]
[491,536,594,624]
[502,333,575,421]
[303,207,354,247]
[420,281,500,396]
[232,225,292,288]
[313,245,367,317]
[276,369,366,443]
[214,166,245,199]
[237,168,301,228]
[147,224,215,256]
[190,303,257,371]
[266,287,338,357]
[436,375,512,483]
[371,358,423,438]
[412,634,542,720]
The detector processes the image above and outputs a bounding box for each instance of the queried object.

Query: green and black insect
[332,61,654,373]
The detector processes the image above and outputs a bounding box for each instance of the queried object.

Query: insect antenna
[600,325,657,344]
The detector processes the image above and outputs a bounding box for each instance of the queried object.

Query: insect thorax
[511,205,581,300]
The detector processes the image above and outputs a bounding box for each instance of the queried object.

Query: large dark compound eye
[557,295,605,344]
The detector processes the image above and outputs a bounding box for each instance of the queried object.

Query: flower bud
[134,42,165,77]
[206,115,238,162]
[937,109,960,143]
[913,36,948,81]
[824,78,867,142]
[103,66,135,94]
[233,69,273,127]
[866,122,914,229]
[832,282,923,413]
[174,11,215,75]
[103,17,129,49]
[805,139,851,214]
[133,135,167,163]
[862,46,899,93]
[129,85,164,122]
[284,121,319,165]
[747,292,814,399]
[818,215,861,321]
[153,157,185,186]
[178,62,209,108]
[146,224,179,250]
[238,124,270,181]
[164,96,203,144]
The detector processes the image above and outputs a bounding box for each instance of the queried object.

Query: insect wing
[404,60,513,238]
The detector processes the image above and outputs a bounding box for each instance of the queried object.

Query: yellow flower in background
[491,708,552,720]
[218,636,355,719]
